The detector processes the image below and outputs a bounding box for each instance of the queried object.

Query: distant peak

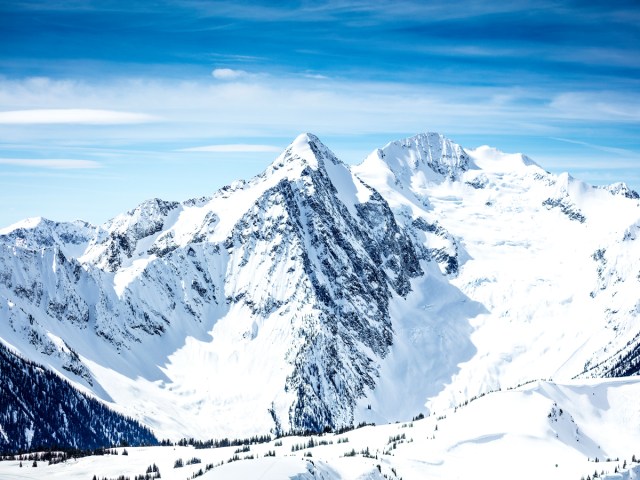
[0,216,45,235]
[466,145,540,173]
[368,131,471,180]
[405,131,446,143]
[388,131,456,150]
[601,182,640,199]
[125,198,180,217]
[266,132,340,176]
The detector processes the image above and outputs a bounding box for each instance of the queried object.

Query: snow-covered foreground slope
[2,377,639,480]
[1,131,640,446]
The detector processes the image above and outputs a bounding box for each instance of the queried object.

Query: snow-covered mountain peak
[112,197,181,236]
[259,132,375,212]
[550,171,601,201]
[465,145,540,173]
[0,216,45,235]
[361,132,471,183]
[0,216,95,258]
[0,216,91,239]
[552,171,574,192]
[124,197,181,219]
[78,197,184,271]
[265,132,341,178]
[289,132,330,161]
[602,181,640,199]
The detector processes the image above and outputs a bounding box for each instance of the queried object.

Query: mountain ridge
[0,132,639,447]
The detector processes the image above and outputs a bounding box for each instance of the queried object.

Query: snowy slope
[353,133,640,415]
[1,131,639,448]
[1,377,639,480]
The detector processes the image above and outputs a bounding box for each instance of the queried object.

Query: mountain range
[1,131,639,449]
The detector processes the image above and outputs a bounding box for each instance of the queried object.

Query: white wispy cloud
[549,93,640,122]
[0,109,158,124]
[302,73,330,80]
[0,158,101,169]
[551,138,640,158]
[185,0,560,23]
[180,144,282,153]
[0,76,637,145]
[211,68,249,80]
[533,157,640,170]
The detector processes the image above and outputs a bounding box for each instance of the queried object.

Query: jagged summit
[265,132,342,177]
[359,132,471,183]
[108,198,181,242]
[288,132,338,165]
[0,216,95,258]
[602,181,640,199]
[0,216,93,237]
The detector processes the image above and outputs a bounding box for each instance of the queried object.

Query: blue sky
[1,0,639,226]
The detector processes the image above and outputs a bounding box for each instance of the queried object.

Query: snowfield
[2,377,640,480]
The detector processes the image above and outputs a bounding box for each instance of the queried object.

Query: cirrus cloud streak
[0,109,159,125]
[180,144,283,153]
[0,158,101,169]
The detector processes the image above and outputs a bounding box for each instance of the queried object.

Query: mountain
[0,132,639,448]
[0,342,157,452]
[354,135,640,412]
